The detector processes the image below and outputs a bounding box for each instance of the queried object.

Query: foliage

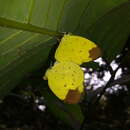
[0,0,130,130]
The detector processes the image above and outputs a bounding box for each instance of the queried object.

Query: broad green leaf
[0,0,66,97]
[0,38,56,98]
[86,1,130,61]
[0,0,31,22]
[59,0,127,33]
[42,87,84,129]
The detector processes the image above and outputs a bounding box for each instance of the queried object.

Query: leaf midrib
[0,17,63,38]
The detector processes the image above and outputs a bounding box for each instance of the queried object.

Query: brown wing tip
[64,89,82,104]
[89,46,102,60]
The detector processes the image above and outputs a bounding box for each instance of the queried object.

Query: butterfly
[55,34,101,65]
[44,34,101,104]
[44,62,84,104]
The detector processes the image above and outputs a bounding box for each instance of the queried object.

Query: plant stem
[0,17,63,38]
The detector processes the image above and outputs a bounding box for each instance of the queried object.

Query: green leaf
[59,0,127,33]
[0,38,56,98]
[42,87,84,129]
[86,1,130,61]
[0,17,63,37]
[0,0,67,97]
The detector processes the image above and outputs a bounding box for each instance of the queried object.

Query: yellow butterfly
[55,34,101,65]
[44,34,101,104]
[44,62,84,104]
